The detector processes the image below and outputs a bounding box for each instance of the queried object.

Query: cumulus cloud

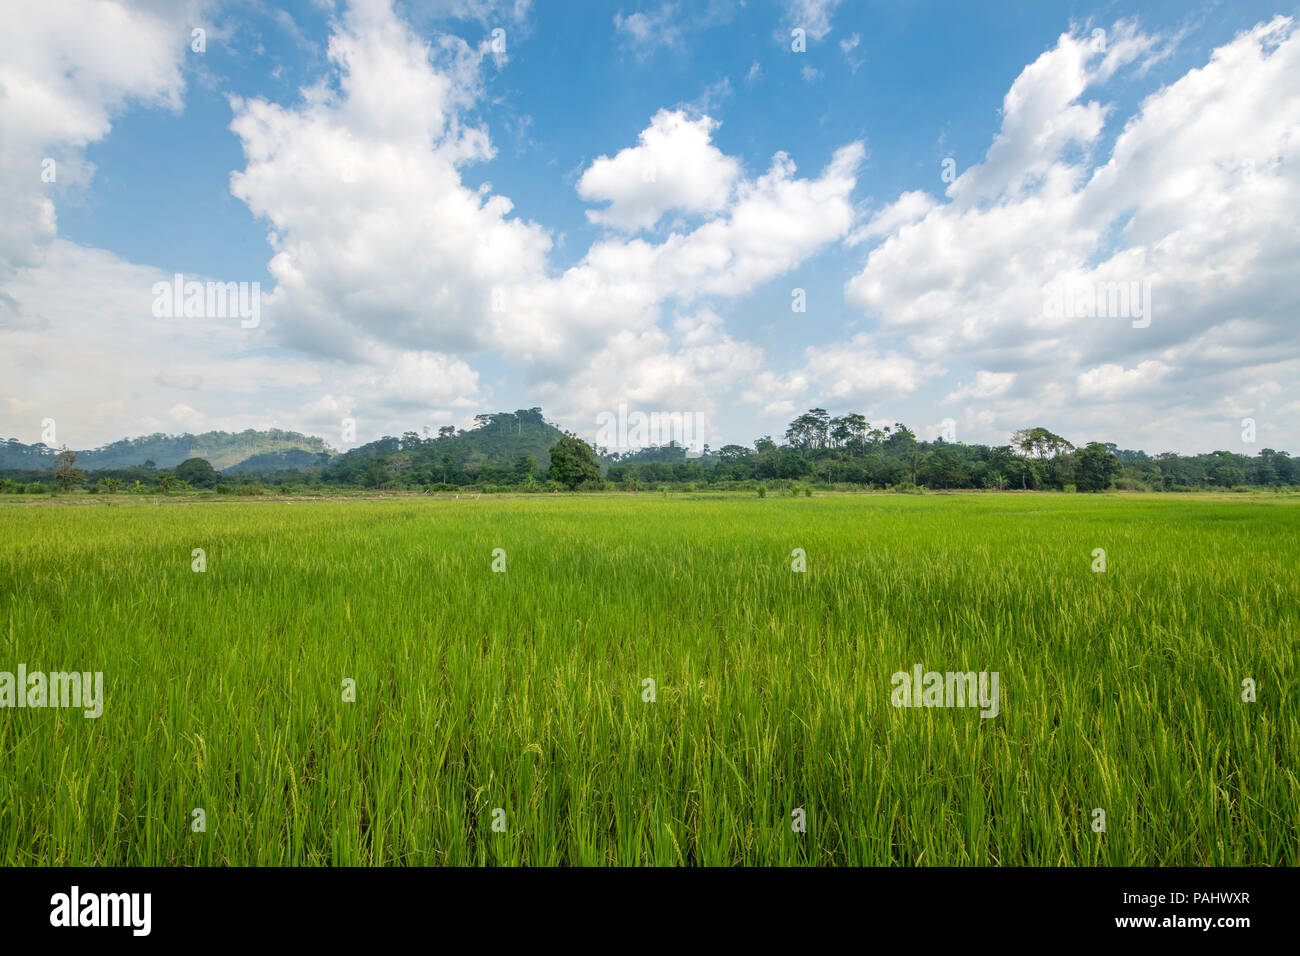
[227,0,864,425]
[742,334,942,417]
[0,239,488,447]
[550,308,764,447]
[0,0,197,278]
[1076,360,1172,398]
[12,0,1291,457]
[843,17,1300,448]
[577,110,742,231]
[945,371,1016,402]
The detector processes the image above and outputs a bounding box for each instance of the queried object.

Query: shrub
[1114,477,1150,492]
[757,485,767,498]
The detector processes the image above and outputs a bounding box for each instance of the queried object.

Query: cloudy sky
[2,0,1298,455]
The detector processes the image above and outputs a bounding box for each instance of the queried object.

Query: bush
[1114,477,1150,492]
[757,485,767,498]
[1064,484,1077,493]
[25,482,48,494]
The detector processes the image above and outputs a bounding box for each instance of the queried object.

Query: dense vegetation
[2,494,1294,864]
[2,407,1296,495]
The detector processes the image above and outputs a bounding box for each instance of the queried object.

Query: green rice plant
[0,493,1294,865]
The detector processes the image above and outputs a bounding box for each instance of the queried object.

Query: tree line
[1,407,1296,494]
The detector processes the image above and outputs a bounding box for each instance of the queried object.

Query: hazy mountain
[0,429,333,472]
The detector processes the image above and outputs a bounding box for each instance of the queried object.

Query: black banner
[0,866,1287,943]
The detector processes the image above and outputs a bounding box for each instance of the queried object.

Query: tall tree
[175,457,218,488]
[548,434,601,489]
[53,449,84,491]
[1074,442,1122,492]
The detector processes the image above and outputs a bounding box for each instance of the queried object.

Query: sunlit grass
[0,492,1295,865]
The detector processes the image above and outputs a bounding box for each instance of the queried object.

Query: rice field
[0,492,1296,866]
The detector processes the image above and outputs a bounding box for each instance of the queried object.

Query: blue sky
[3,0,1299,455]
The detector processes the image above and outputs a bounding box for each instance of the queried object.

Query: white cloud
[782,0,841,42]
[227,0,865,418]
[843,17,1300,449]
[552,308,763,447]
[1076,361,1172,398]
[847,190,933,246]
[742,334,943,415]
[0,0,197,278]
[840,31,863,72]
[577,110,742,231]
[945,371,1016,402]
[614,4,682,58]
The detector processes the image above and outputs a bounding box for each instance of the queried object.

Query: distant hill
[321,408,566,485]
[224,448,333,474]
[0,411,570,483]
[0,429,333,472]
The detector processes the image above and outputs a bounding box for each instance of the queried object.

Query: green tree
[1010,427,1074,488]
[513,455,539,482]
[175,457,218,488]
[548,434,600,489]
[1074,442,1122,492]
[53,449,84,491]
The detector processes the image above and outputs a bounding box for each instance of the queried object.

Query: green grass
[0,492,1295,865]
